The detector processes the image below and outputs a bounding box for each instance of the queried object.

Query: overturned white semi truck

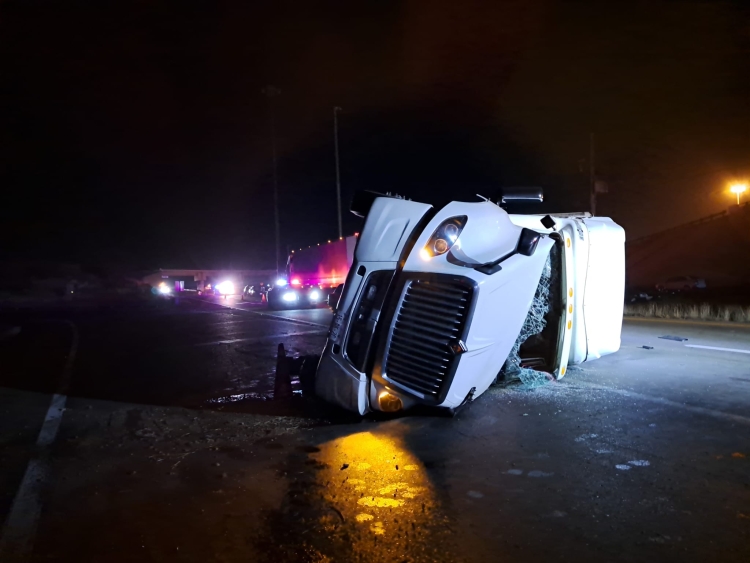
[315,191,625,415]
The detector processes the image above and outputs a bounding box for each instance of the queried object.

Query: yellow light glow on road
[312,430,441,554]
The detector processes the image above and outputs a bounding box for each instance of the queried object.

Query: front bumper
[316,343,370,415]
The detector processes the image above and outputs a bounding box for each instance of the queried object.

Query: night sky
[2,0,749,270]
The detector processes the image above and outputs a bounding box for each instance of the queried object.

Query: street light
[729,183,747,205]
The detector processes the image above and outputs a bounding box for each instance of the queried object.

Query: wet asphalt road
[0,294,749,562]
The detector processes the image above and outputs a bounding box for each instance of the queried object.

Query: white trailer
[315,193,625,414]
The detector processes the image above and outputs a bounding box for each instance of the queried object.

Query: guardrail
[628,201,749,245]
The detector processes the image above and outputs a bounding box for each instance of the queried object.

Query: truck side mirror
[517,228,541,257]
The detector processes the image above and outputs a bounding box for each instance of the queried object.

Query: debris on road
[628,460,650,467]
[527,470,554,478]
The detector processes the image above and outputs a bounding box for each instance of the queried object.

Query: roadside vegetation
[624,302,750,323]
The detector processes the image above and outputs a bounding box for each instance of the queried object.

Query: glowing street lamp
[729,183,747,205]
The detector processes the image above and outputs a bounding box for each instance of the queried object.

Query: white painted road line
[250,311,330,329]
[575,382,750,427]
[205,319,250,327]
[185,296,331,329]
[36,393,67,447]
[685,344,750,355]
[0,460,48,562]
[194,329,327,346]
[0,321,79,561]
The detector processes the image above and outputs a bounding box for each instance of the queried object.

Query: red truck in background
[267,235,357,309]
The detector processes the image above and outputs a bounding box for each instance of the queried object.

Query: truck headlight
[282,291,298,302]
[310,290,320,300]
[378,391,403,412]
[421,216,467,259]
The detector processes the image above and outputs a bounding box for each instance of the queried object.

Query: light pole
[262,85,281,274]
[333,106,343,238]
[589,132,596,216]
[729,183,747,205]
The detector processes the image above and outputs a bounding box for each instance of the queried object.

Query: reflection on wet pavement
[257,425,462,563]
[316,431,435,540]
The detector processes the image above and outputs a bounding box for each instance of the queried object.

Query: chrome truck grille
[383,278,473,399]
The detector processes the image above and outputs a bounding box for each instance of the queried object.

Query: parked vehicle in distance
[267,278,328,309]
[656,276,707,292]
[241,282,268,302]
[197,283,215,296]
[197,280,236,298]
[625,288,655,303]
[267,236,357,310]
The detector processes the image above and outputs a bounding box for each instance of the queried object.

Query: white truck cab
[316,193,625,415]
